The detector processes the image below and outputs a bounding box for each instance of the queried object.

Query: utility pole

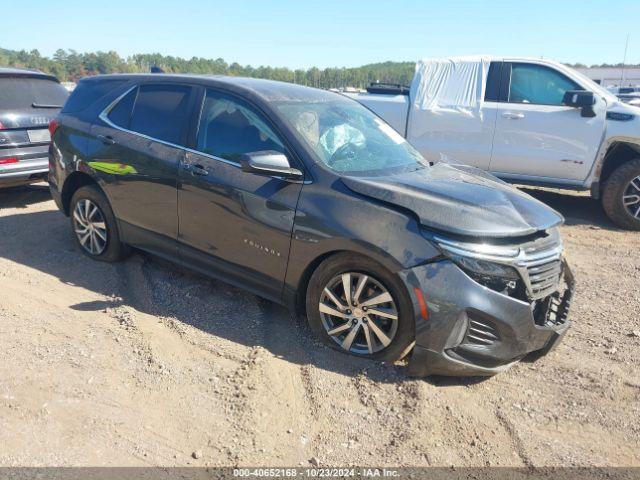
[620,34,630,86]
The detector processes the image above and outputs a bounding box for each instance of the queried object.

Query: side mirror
[563,90,596,118]
[240,151,303,180]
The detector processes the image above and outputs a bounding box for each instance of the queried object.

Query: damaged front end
[400,227,575,377]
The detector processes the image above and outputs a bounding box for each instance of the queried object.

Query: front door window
[508,63,580,106]
[196,89,285,162]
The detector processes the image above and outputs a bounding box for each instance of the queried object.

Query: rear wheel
[69,185,129,262]
[305,253,414,362]
[602,159,640,230]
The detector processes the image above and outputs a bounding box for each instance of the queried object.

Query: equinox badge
[243,238,281,257]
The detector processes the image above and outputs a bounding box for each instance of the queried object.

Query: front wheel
[602,159,640,230]
[305,253,415,362]
[69,184,129,262]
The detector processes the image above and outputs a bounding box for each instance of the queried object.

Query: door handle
[97,134,116,145]
[502,112,525,119]
[183,162,209,176]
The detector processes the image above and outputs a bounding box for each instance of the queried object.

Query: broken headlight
[446,254,520,296]
[427,234,523,297]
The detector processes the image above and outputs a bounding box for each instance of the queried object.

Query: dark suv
[0,68,68,188]
[49,74,574,376]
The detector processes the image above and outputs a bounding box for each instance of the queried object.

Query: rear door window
[0,77,69,110]
[484,61,502,102]
[507,63,580,106]
[128,84,192,145]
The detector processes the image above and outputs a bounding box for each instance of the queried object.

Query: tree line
[2,47,638,89]
[0,47,415,89]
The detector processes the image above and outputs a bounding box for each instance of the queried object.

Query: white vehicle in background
[618,95,640,107]
[609,86,640,95]
[608,87,640,107]
[346,57,640,230]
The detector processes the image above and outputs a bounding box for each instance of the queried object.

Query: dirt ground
[0,183,638,468]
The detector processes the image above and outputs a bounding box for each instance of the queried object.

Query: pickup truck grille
[517,241,563,301]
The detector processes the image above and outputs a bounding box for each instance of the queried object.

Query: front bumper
[400,259,574,377]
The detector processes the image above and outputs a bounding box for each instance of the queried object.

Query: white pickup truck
[346,57,640,230]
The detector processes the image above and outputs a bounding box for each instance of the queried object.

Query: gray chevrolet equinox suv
[49,74,574,376]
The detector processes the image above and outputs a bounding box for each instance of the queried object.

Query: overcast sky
[4,0,639,69]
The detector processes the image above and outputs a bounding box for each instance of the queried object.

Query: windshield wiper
[32,103,63,109]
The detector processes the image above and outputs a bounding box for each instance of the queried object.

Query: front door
[177,88,303,301]
[489,62,606,182]
[88,83,195,253]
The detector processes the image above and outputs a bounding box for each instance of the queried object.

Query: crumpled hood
[341,163,564,238]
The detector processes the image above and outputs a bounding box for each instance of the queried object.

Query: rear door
[0,75,68,174]
[177,88,303,301]
[489,62,606,182]
[405,61,502,169]
[88,82,196,254]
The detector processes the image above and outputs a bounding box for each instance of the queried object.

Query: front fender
[283,182,441,306]
[587,134,640,194]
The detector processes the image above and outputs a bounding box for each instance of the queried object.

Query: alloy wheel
[318,272,398,355]
[73,199,108,255]
[623,175,640,219]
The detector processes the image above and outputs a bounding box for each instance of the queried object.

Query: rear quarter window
[0,77,69,110]
[62,79,128,114]
[107,87,137,128]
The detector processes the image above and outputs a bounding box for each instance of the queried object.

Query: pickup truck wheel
[305,253,415,362]
[70,185,130,262]
[602,159,640,231]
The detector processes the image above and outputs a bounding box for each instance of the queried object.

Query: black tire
[602,158,640,231]
[305,253,415,362]
[69,184,129,262]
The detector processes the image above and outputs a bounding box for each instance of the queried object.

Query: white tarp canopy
[407,56,491,139]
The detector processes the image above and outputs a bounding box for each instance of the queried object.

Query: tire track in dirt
[119,253,320,465]
[495,407,532,467]
[235,299,318,465]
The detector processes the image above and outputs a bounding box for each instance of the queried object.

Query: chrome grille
[516,241,563,301]
[431,228,565,302]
